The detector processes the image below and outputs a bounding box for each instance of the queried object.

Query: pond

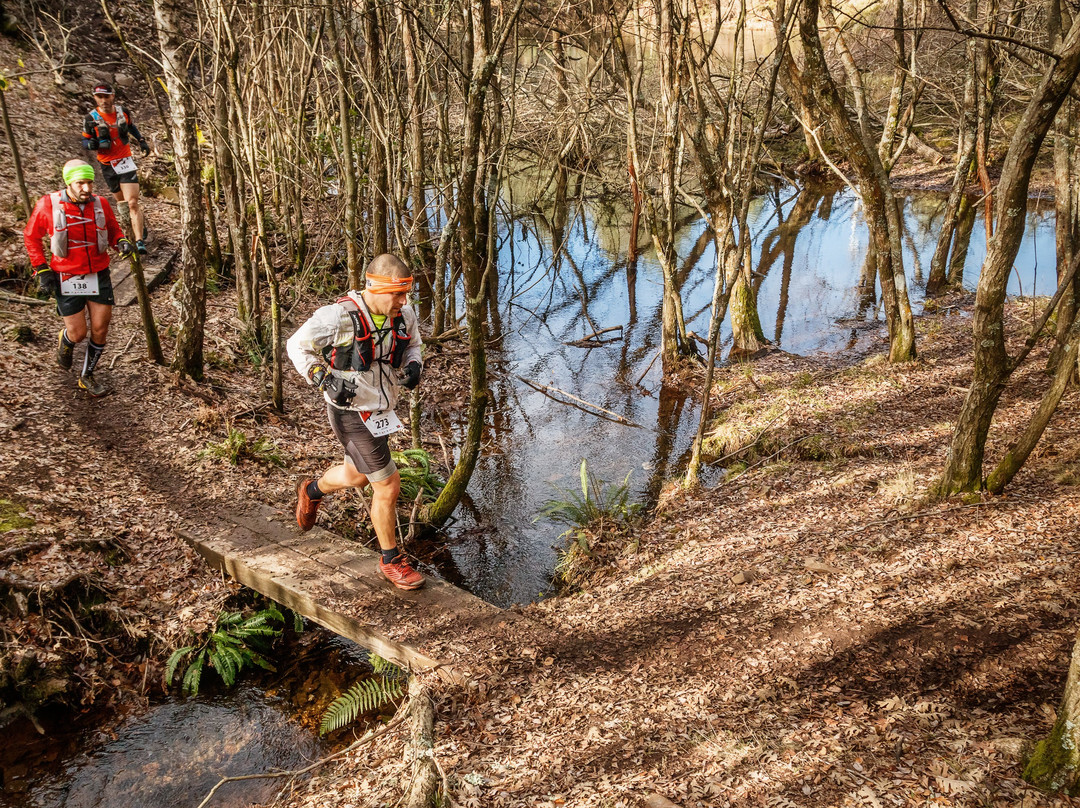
[432,182,1058,607]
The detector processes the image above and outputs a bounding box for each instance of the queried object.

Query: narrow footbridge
[178,505,522,685]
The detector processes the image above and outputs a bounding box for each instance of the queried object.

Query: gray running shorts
[326,404,396,482]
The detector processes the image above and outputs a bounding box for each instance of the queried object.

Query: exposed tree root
[403,677,438,808]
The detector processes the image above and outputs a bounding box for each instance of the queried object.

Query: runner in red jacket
[24,159,132,397]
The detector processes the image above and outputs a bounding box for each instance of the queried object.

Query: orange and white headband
[365,273,413,294]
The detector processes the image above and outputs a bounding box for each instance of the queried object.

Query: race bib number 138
[61,273,100,296]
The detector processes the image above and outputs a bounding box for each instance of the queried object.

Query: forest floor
[3,30,1080,808]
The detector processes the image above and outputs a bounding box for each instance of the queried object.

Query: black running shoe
[136,240,148,255]
[57,329,73,370]
[78,373,108,397]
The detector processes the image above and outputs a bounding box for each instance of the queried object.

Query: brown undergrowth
[273,294,1080,808]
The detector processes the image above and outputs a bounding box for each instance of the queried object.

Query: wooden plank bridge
[178,505,519,685]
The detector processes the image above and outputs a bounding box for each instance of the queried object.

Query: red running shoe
[295,478,321,532]
[379,555,425,590]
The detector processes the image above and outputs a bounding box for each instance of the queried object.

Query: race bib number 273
[364,409,403,438]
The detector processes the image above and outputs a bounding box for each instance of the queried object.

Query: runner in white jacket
[286,254,426,590]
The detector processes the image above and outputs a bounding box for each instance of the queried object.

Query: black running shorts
[100,161,139,194]
[326,404,396,482]
[56,269,115,317]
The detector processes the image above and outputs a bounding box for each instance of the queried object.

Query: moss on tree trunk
[1024,629,1080,794]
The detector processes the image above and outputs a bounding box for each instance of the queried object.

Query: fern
[319,675,406,736]
[166,605,295,696]
[391,449,445,502]
[370,652,397,675]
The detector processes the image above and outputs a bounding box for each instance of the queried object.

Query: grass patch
[0,500,34,532]
[201,429,285,467]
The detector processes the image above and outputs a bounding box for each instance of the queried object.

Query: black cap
[92,83,114,96]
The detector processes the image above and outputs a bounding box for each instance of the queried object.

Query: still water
[435,183,1058,606]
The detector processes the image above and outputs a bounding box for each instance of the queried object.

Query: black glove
[308,364,328,390]
[36,267,58,297]
[138,139,150,157]
[402,361,421,390]
[116,238,133,257]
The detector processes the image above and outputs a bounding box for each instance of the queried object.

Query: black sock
[305,479,324,500]
[83,340,105,375]
[381,547,400,565]
[61,330,75,348]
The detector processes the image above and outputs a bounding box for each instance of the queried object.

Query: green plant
[319,654,407,735]
[201,428,284,467]
[391,448,445,502]
[537,459,641,592]
[166,607,288,695]
[536,458,640,533]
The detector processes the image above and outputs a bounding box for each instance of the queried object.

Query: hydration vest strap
[50,192,108,258]
[91,106,128,140]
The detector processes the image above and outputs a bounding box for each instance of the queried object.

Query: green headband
[63,163,95,186]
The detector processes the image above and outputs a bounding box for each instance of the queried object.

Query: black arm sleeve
[125,112,144,143]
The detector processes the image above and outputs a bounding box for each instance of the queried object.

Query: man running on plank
[286,254,426,590]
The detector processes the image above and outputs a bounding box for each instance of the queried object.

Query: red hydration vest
[323,296,410,372]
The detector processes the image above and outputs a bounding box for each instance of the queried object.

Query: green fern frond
[319,676,407,736]
[165,646,195,685]
[293,612,304,633]
[217,611,244,626]
[182,650,206,695]
[369,653,405,678]
[210,647,236,687]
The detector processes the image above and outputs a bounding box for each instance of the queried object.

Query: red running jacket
[24,191,124,277]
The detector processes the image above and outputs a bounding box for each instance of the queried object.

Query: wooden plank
[178,527,465,685]
[111,248,177,307]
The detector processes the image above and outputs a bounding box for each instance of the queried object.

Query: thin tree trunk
[927,0,977,295]
[328,6,361,289]
[0,87,31,218]
[986,322,1080,493]
[936,13,1080,495]
[791,0,915,362]
[155,0,207,380]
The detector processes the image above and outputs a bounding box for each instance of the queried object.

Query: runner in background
[82,82,151,255]
[24,159,133,397]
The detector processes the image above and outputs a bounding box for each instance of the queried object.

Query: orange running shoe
[379,555,425,590]
[295,478,321,532]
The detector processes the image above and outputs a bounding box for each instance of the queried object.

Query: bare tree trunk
[363,0,388,256]
[947,195,975,285]
[0,87,31,218]
[329,6,361,290]
[791,0,916,362]
[927,0,977,295]
[1049,100,1079,371]
[155,0,207,380]
[936,14,1080,496]
[422,0,524,527]
[986,321,1080,493]
[400,4,434,283]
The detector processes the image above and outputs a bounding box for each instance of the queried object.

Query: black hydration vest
[323,296,410,373]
